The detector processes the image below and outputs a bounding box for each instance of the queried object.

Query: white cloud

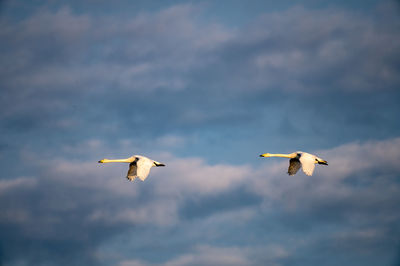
[87,199,178,227]
[249,137,400,226]
[0,176,37,194]
[6,137,400,229]
[119,260,148,266]
[0,151,251,231]
[319,137,400,178]
[153,156,250,197]
[121,244,290,266]
[164,245,250,266]
[1,137,400,265]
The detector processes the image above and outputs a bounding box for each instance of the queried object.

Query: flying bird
[98,155,165,181]
[259,151,328,176]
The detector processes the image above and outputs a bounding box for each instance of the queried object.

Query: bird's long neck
[267,153,296,158]
[100,158,132,163]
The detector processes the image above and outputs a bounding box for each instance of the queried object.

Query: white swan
[98,155,165,181]
[260,151,327,176]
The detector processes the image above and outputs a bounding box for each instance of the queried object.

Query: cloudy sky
[1,0,400,265]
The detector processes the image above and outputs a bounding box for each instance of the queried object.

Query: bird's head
[98,159,106,163]
[259,153,271,157]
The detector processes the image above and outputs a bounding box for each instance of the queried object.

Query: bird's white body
[260,151,328,176]
[98,155,165,181]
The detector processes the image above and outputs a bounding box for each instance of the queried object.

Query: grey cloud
[0,150,253,265]
[0,175,147,265]
[1,2,399,150]
[1,2,400,265]
[163,245,251,266]
[249,137,400,265]
[252,138,400,213]
[2,137,399,265]
[179,187,261,221]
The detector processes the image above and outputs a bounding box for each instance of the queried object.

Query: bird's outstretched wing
[127,158,153,181]
[288,158,301,176]
[299,153,316,176]
[127,160,138,181]
[135,156,154,181]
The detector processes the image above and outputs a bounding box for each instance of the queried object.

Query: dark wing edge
[127,161,138,181]
[288,158,301,176]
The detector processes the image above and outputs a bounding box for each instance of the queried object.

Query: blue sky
[1,0,400,265]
